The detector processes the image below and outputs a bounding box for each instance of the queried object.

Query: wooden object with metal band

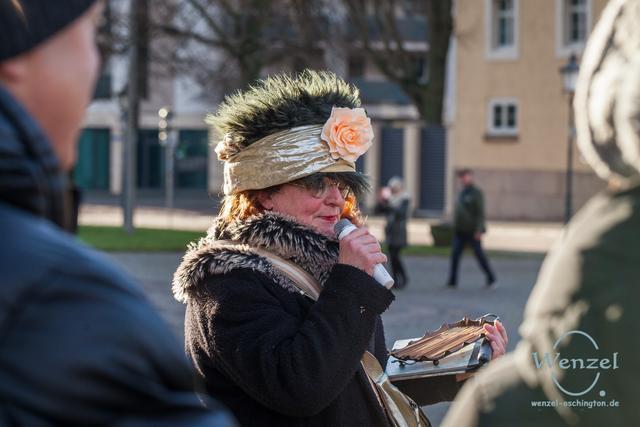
[390,315,498,365]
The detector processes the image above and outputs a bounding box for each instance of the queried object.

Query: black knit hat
[0,0,98,62]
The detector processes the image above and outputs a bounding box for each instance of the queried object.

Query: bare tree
[149,0,328,97]
[343,0,453,125]
[94,0,151,100]
[98,0,453,124]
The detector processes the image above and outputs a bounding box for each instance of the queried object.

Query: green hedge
[430,222,454,247]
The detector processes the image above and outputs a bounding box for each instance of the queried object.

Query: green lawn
[78,226,205,252]
[78,225,543,258]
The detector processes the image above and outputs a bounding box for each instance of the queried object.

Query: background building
[450,0,608,220]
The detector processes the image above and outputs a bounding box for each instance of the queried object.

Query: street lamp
[158,107,170,143]
[560,54,579,224]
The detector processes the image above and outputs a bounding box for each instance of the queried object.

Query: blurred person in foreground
[171,70,509,426]
[0,1,233,425]
[441,0,640,425]
[377,176,411,289]
[446,169,496,288]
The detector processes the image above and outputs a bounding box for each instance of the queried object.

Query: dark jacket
[0,85,233,426]
[173,213,462,426]
[454,185,486,234]
[441,185,640,427]
[379,194,410,248]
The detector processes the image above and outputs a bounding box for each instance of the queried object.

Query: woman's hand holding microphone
[337,227,387,276]
[335,219,394,288]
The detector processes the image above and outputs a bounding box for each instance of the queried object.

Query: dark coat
[173,213,462,426]
[0,85,233,426]
[379,194,410,248]
[454,185,486,234]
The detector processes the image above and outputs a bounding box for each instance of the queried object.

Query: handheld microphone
[334,219,395,289]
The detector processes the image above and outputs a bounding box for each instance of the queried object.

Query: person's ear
[0,59,27,84]
[257,192,274,210]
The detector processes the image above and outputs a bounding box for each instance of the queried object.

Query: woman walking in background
[378,177,411,289]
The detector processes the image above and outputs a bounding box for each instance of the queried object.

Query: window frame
[485,0,519,61]
[487,98,519,137]
[347,54,366,79]
[555,0,592,57]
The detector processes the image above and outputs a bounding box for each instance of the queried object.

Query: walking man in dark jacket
[446,169,496,288]
[0,1,233,425]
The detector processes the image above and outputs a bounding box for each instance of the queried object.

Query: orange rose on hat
[321,107,374,163]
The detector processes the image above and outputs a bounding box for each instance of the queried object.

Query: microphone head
[334,219,353,237]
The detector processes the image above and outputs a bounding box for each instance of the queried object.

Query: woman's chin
[312,221,337,238]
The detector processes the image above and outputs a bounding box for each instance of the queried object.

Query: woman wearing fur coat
[172,71,508,427]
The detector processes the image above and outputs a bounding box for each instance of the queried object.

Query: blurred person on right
[441,0,640,425]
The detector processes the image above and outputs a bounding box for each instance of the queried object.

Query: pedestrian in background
[446,169,496,288]
[0,1,233,424]
[377,176,410,289]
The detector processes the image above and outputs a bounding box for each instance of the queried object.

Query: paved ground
[109,250,544,426]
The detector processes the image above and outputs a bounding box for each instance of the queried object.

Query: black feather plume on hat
[209,70,361,160]
[210,70,371,197]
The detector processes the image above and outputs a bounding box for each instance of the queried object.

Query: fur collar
[172,213,339,303]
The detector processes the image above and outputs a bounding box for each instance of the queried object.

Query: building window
[556,0,592,56]
[402,0,427,16]
[488,99,518,136]
[348,55,366,79]
[495,0,515,48]
[485,0,519,60]
[566,0,588,43]
[413,55,429,84]
[92,72,112,100]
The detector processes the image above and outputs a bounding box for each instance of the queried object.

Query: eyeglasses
[289,177,353,199]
